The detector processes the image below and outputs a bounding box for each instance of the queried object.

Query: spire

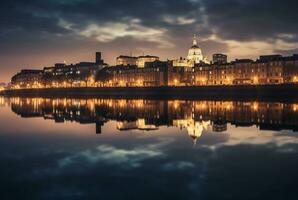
[192,34,198,46]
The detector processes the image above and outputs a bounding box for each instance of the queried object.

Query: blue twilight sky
[0,0,298,82]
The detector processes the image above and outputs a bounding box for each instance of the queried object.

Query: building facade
[103,61,169,87]
[136,55,159,68]
[9,52,298,89]
[11,69,43,89]
[213,54,228,64]
[116,55,138,66]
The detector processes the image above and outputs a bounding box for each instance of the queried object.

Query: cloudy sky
[1,0,298,82]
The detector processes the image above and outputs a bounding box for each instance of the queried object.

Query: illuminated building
[42,52,107,88]
[187,34,209,64]
[11,69,43,89]
[8,47,298,89]
[173,34,209,68]
[136,55,159,68]
[116,55,159,68]
[0,82,6,91]
[116,55,138,66]
[107,61,169,87]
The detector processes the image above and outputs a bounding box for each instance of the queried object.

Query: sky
[1,0,298,82]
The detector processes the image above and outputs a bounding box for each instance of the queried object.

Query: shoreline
[2,84,298,101]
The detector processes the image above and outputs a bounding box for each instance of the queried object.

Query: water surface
[1,97,298,200]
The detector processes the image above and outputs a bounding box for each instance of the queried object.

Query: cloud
[205,34,298,60]
[163,161,195,171]
[59,144,164,168]
[77,19,174,48]
[1,0,298,81]
[202,0,298,41]
[162,15,196,25]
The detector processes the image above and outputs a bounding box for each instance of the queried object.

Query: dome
[186,34,209,64]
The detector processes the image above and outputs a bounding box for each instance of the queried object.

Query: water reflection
[6,97,298,143]
[1,96,298,200]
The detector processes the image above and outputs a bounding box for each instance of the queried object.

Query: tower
[192,34,198,47]
[96,52,104,65]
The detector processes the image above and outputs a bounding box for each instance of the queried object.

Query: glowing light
[252,102,258,111]
[137,79,143,86]
[253,76,258,84]
[174,79,179,86]
[174,102,179,109]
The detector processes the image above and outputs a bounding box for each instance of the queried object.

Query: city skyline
[1,0,298,82]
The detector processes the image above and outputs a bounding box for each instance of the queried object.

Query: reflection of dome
[186,34,209,64]
[189,121,211,145]
[173,119,211,146]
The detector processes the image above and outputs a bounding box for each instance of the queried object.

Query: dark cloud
[275,48,298,56]
[203,0,298,41]
[1,0,298,50]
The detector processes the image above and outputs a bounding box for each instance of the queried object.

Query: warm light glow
[137,79,143,86]
[174,79,178,86]
[252,102,258,110]
[253,76,258,84]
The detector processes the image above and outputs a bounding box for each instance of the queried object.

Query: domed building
[187,34,209,64]
[173,34,209,67]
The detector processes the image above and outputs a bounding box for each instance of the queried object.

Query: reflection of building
[212,119,228,132]
[8,98,298,143]
[117,119,158,131]
[173,119,211,145]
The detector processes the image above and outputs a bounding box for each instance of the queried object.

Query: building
[0,82,6,91]
[173,34,209,68]
[96,52,104,65]
[103,61,169,87]
[11,69,43,89]
[213,54,228,64]
[186,34,209,64]
[172,57,195,68]
[116,55,159,68]
[136,55,159,68]
[42,52,107,88]
[8,45,298,89]
[116,55,138,66]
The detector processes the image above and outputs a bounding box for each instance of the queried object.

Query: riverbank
[2,84,298,101]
